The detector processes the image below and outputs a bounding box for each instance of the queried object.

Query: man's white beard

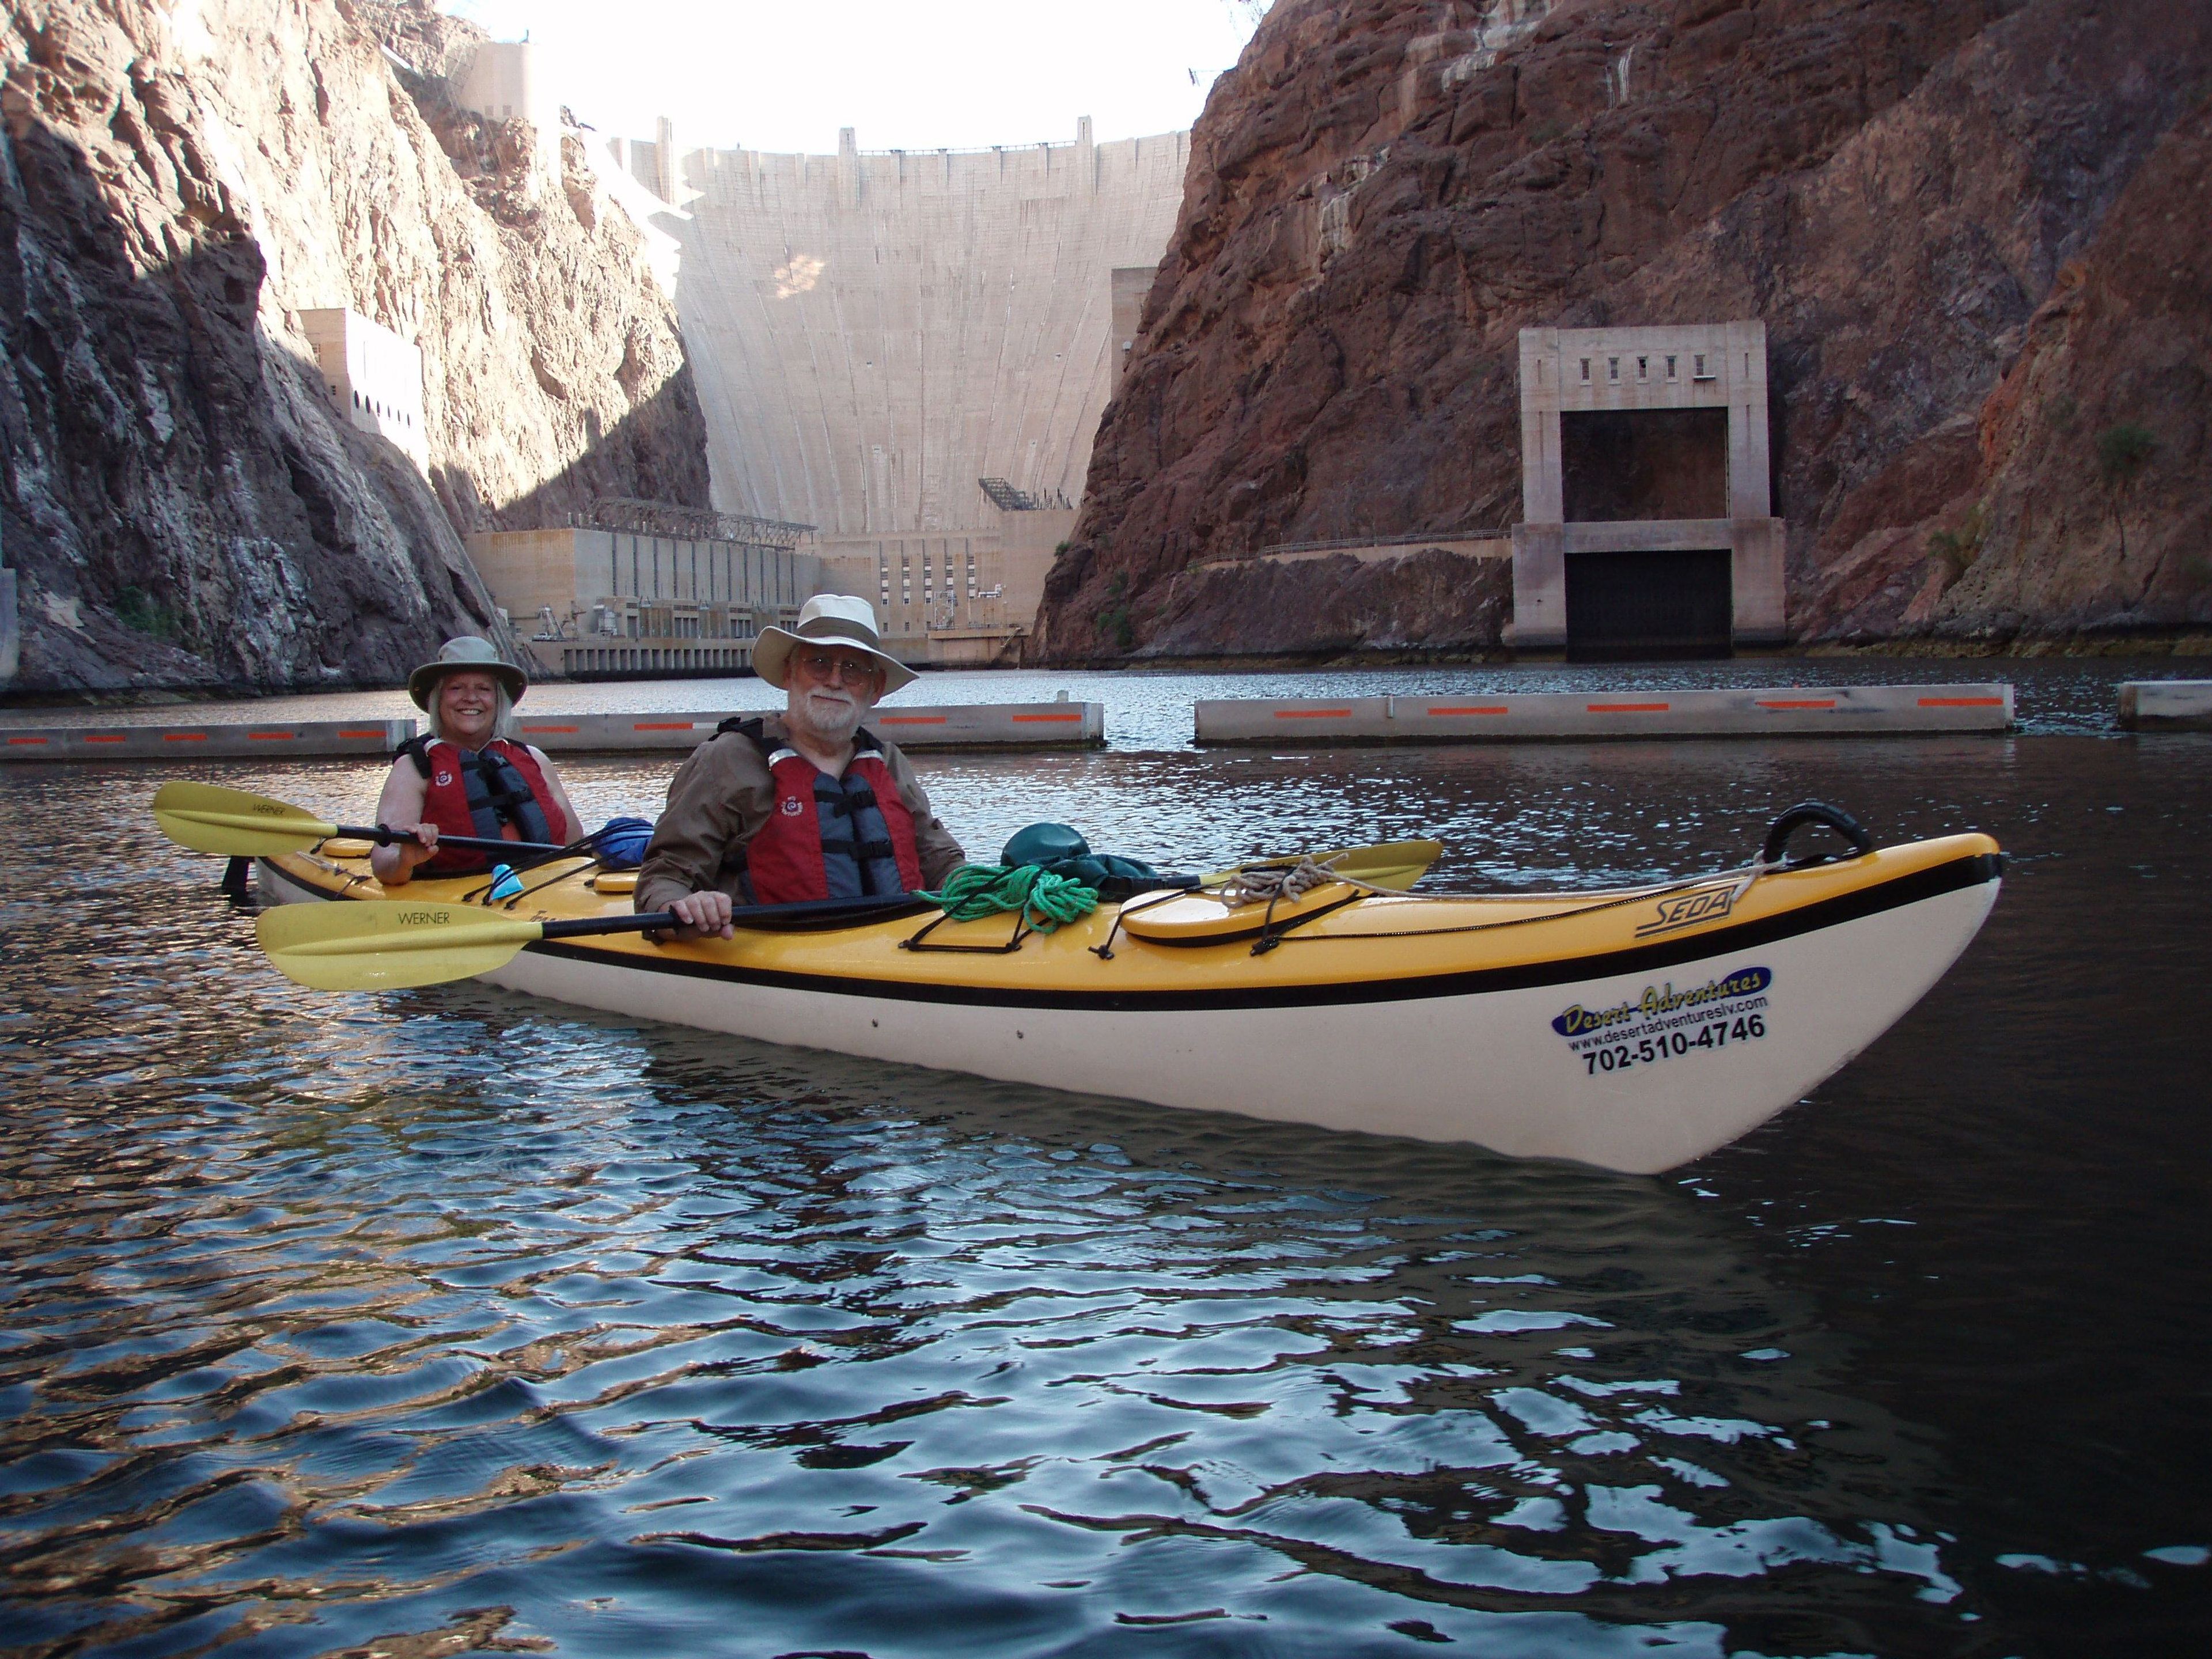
[790,687,863,744]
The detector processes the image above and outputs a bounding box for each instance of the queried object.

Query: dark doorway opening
[1566,548,1733,662]
[1560,408,1729,522]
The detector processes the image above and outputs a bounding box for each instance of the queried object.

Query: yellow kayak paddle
[256,895,930,992]
[154,780,567,859]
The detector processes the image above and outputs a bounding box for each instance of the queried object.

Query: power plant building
[467,502,820,680]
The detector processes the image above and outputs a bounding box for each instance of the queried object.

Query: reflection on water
[0,1005,1957,1656]
[3,729,2209,1656]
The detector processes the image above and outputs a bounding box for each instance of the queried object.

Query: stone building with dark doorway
[1508,323,1785,660]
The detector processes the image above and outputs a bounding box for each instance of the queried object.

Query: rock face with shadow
[1141,547,1512,662]
[1800,94,2212,642]
[0,0,709,694]
[1035,0,2212,662]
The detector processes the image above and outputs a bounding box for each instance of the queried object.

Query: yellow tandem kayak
[247,808,2002,1175]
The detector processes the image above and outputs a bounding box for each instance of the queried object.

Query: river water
[2,661,2207,1657]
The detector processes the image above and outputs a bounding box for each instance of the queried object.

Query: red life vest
[726,723,923,904]
[404,736,563,874]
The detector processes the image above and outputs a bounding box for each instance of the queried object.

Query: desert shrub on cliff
[2096,422,2158,559]
[1927,507,1987,585]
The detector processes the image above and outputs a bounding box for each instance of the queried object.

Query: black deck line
[502,853,2002,1014]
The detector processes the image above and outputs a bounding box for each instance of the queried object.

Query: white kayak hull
[257,853,1999,1173]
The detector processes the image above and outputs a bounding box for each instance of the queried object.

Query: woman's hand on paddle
[370,822,439,885]
[389,823,440,868]
[662,891,736,941]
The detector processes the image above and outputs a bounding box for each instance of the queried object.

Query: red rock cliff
[1,0,710,695]
[1036,0,2211,660]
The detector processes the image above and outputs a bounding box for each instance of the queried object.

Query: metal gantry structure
[570,497,815,552]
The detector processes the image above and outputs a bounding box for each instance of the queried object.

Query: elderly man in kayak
[371,637,586,885]
[637,595,966,938]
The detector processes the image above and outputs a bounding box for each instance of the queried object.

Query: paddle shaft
[538,893,929,941]
[341,823,569,857]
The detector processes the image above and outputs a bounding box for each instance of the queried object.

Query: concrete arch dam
[617,120,1189,653]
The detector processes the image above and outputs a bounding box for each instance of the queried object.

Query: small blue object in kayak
[593,816,656,869]
[487,864,525,901]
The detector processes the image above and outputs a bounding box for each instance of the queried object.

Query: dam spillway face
[612,122,1190,644]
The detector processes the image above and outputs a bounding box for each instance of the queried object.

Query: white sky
[443,1,1270,154]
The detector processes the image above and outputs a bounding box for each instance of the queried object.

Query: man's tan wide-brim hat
[407,635,529,710]
[753,594,916,695]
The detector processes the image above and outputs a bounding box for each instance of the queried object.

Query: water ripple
[9,734,2206,1654]
[2,950,1964,1654]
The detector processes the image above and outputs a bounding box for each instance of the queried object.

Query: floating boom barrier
[1194,683,2016,745]
[0,704,1105,762]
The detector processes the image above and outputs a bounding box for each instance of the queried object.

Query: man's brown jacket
[634,716,965,915]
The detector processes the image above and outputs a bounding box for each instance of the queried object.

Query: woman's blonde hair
[422,677,520,744]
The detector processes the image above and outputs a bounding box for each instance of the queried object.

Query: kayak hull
[255,838,2001,1174]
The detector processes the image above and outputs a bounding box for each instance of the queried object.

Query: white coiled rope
[1215,854,1400,909]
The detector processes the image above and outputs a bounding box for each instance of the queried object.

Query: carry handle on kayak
[1760,801,1876,868]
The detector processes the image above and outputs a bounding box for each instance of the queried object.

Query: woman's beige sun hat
[407,636,529,710]
[752,594,917,694]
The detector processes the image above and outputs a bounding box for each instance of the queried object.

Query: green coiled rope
[918,863,1100,932]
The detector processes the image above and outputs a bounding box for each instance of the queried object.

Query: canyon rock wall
[1802,96,2212,640]
[1142,546,1511,661]
[1037,0,2212,661]
[0,0,709,696]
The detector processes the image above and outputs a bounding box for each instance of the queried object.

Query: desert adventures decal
[1553,966,1772,1077]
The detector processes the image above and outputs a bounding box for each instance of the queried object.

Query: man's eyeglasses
[793,649,882,685]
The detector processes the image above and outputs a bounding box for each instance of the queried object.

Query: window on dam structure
[1559,408,1729,522]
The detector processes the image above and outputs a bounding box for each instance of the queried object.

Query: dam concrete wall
[618,120,1188,644]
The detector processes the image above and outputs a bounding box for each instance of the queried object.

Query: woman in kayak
[370,637,586,885]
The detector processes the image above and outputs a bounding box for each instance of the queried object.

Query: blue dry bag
[593,816,656,869]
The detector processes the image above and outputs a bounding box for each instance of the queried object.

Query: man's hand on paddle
[660,891,736,941]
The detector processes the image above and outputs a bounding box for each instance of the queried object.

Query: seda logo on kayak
[1552,966,1771,1038]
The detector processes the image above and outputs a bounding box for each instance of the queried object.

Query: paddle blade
[1203,838,1443,892]
[154,781,339,857]
[1324,838,1444,892]
[256,900,544,991]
